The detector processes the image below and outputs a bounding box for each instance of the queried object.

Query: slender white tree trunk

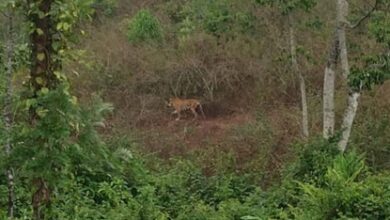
[289,15,309,138]
[337,0,360,152]
[339,92,360,151]
[3,11,15,218]
[338,0,350,79]
[323,34,338,139]
[324,0,351,139]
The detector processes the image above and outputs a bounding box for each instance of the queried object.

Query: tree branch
[0,11,10,18]
[350,0,379,29]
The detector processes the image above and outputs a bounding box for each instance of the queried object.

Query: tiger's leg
[171,110,179,121]
[190,107,198,120]
[175,111,181,121]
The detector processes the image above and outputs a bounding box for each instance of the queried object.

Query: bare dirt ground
[137,113,254,157]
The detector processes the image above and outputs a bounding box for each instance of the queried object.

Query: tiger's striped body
[167,97,205,121]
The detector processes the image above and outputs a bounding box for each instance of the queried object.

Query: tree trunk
[323,33,338,139]
[337,0,359,152]
[323,0,353,139]
[28,0,56,219]
[3,11,15,218]
[29,0,58,97]
[338,0,350,79]
[289,15,309,138]
[338,92,360,151]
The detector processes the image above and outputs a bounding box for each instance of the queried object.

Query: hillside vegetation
[70,0,390,170]
[0,0,389,219]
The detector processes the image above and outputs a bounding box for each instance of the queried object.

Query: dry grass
[65,0,390,174]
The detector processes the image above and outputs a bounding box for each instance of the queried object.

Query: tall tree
[27,0,57,218]
[337,0,356,152]
[2,8,15,218]
[322,0,385,151]
[322,0,356,140]
[322,12,339,139]
[339,0,389,151]
[29,0,58,95]
[16,0,97,218]
[289,14,310,138]
[337,0,380,152]
[256,0,316,139]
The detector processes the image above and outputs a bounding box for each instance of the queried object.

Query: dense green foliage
[0,0,389,219]
[173,0,257,38]
[2,137,390,219]
[348,1,390,92]
[127,10,163,43]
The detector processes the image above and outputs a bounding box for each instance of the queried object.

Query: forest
[0,0,389,219]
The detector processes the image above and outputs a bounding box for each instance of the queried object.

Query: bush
[92,0,118,16]
[285,137,341,186]
[1,136,389,219]
[290,152,390,219]
[127,9,163,43]
[243,141,390,220]
[171,0,257,39]
[352,104,390,170]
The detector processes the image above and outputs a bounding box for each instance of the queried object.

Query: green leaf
[36,28,44,35]
[37,53,45,61]
[37,10,45,19]
[35,77,45,85]
[40,87,49,94]
[36,107,49,118]
[25,98,37,108]
[56,22,63,30]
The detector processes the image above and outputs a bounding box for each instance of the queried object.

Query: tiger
[167,97,206,121]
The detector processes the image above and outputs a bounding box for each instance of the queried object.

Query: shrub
[174,0,257,39]
[285,137,340,186]
[92,0,118,16]
[352,105,390,170]
[127,9,163,43]
[291,152,390,219]
[244,142,390,220]
[1,137,389,219]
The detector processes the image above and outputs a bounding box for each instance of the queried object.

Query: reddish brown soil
[138,113,254,157]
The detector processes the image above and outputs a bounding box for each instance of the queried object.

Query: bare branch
[0,11,10,18]
[350,0,379,29]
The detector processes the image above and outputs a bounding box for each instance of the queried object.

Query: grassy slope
[68,0,390,174]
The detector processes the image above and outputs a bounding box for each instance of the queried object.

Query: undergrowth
[1,137,388,219]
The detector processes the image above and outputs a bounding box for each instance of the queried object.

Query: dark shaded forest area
[0,0,389,219]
